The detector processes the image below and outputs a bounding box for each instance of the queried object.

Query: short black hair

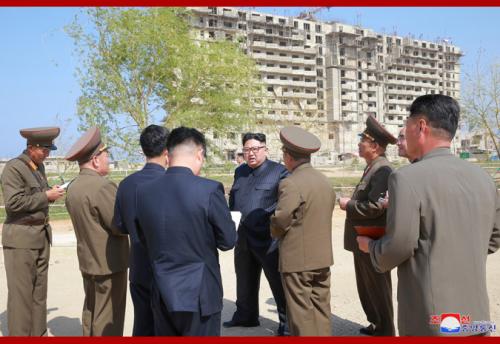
[167,126,207,156]
[140,125,169,158]
[242,133,266,145]
[409,94,460,139]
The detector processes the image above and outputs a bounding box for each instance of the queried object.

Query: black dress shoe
[359,324,376,336]
[277,323,290,336]
[223,319,260,328]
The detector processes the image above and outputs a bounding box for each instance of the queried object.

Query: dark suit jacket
[229,159,289,250]
[136,166,237,316]
[114,163,165,286]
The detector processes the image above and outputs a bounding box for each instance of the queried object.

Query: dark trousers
[353,251,395,336]
[151,284,221,336]
[3,237,50,336]
[130,282,155,336]
[230,234,287,331]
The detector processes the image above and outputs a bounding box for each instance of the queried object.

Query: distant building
[189,7,462,162]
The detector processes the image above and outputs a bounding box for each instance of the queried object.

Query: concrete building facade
[189,7,462,163]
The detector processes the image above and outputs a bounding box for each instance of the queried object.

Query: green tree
[67,8,260,158]
[462,53,500,158]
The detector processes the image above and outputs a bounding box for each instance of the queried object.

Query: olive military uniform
[1,127,60,336]
[65,127,129,336]
[271,127,336,336]
[343,116,396,336]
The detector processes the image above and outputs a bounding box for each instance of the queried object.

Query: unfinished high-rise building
[189,7,462,162]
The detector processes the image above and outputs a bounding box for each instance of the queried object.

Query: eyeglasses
[243,146,266,154]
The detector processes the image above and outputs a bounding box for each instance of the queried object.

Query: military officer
[64,127,129,336]
[270,126,336,336]
[338,115,397,336]
[1,127,64,336]
[358,94,500,336]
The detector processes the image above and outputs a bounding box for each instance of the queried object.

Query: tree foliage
[462,53,500,158]
[67,8,260,158]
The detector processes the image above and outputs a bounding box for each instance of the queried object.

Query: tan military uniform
[271,163,336,336]
[1,152,51,336]
[344,155,395,336]
[370,148,500,335]
[65,168,129,336]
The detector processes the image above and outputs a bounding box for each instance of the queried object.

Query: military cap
[20,126,60,150]
[359,115,397,147]
[65,127,108,163]
[280,126,321,155]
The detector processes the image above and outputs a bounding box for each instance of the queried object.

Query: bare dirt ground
[0,210,499,336]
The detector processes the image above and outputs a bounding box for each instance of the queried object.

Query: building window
[315,36,323,44]
[304,23,310,31]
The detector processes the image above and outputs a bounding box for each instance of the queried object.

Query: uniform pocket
[255,183,273,191]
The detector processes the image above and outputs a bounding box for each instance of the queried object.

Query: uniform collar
[363,155,387,178]
[292,162,311,173]
[143,162,165,172]
[19,151,38,171]
[165,166,194,175]
[79,168,102,177]
[420,147,451,161]
[250,159,269,177]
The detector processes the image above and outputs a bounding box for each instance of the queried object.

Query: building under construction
[189,7,462,163]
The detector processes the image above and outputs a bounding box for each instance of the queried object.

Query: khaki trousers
[281,268,331,336]
[3,237,50,336]
[81,270,127,336]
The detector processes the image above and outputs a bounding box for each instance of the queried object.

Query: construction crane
[296,7,330,21]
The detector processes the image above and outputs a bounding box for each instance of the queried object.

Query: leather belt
[4,216,50,226]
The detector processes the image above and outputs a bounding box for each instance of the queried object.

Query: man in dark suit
[223,133,289,336]
[136,126,237,336]
[113,125,169,336]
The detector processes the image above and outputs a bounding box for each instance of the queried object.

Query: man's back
[373,148,499,335]
[66,168,129,275]
[114,163,165,284]
[275,163,335,273]
[136,166,237,316]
